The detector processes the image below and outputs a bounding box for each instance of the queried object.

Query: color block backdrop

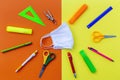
[1,0,120,80]
[0,0,61,80]
[62,0,120,80]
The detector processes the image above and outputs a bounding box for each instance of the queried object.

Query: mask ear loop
[40,34,53,49]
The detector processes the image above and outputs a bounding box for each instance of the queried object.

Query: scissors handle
[92,31,104,42]
[92,31,103,36]
[43,50,49,64]
[93,36,104,42]
[45,53,56,66]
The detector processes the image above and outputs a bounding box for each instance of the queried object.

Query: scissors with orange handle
[39,50,56,78]
[92,31,116,42]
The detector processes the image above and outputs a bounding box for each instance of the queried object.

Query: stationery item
[15,50,38,72]
[40,22,74,49]
[67,52,76,78]
[92,31,116,42]
[19,6,45,26]
[88,47,114,62]
[69,4,88,24]
[44,10,56,24]
[6,26,32,34]
[1,42,32,53]
[79,50,96,73]
[39,50,56,78]
[87,6,113,29]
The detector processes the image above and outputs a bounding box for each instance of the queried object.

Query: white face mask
[40,22,74,49]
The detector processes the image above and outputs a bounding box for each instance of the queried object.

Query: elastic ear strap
[40,34,53,49]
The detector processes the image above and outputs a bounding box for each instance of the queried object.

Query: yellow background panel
[62,0,120,80]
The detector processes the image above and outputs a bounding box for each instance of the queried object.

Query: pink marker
[88,47,114,62]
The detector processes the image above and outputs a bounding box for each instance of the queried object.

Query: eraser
[6,26,32,34]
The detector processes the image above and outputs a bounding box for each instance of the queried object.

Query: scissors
[92,31,116,42]
[39,50,56,78]
[44,10,56,24]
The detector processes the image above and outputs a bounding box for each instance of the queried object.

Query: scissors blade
[104,35,116,38]
[39,65,46,78]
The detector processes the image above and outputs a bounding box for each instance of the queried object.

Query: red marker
[67,52,76,78]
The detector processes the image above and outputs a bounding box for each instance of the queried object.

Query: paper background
[62,0,120,80]
[0,0,61,80]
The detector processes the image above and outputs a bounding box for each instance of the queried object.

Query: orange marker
[69,4,88,24]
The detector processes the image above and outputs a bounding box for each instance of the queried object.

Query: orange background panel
[0,0,61,80]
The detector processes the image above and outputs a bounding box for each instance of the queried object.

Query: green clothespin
[19,6,45,26]
[79,50,96,73]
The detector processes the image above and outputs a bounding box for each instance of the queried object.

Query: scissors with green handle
[92,31,116,42]
[39,50,56,78]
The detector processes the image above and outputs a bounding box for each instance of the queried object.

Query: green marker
[6,26,32,34]
[79,50,96,73]
[1,42,32,53]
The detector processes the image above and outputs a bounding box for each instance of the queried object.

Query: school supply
[44,10,56,24]
[79,50,96,73]
[15,50,38,72]
[19,6,45,26]
[67,52,76,78]
[69,4,88,24]
[92,31,116,42]
[87,6,113,29]
[1,42,32,53]
[39,50,56,78]
[88,47,114,62]
[40,22,74,49]
[6,26,32,34]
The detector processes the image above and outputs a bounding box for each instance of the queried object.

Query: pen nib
[74,73,77,78]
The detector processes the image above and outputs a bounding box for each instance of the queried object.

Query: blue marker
[87,6,113,29]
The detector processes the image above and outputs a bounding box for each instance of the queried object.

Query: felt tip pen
[87,6,113,29]
[88,47,114,62]
[1,42,32,53]
[15,50,38,72]
[67,52,76,78]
